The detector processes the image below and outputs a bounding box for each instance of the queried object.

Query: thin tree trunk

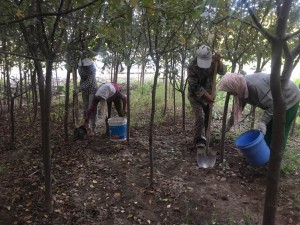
[220,65,236,163]
[140,63,145,86]
[149,60,160,189]
[64,69,71,142]
[263,41,285,225]
[162,56,168,116]
[31,68,38,125]
[3,40,11,112]
[0,66,3,113]
[43,59,54,213]
[126,65,131,141]
[24,66,30,109]
[10,95,15,149]
[170,56,176,123]
[73,68,79,126]
[180,48,187,132]
[173,81,176,124]
[55,67,61,115]
[18,59,23,108]
[220,93,230,163]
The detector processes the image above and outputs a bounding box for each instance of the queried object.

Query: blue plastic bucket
[108,117,127,142]
[235,129,270,166]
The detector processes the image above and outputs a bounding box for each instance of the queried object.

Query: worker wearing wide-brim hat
[73,58,98,132]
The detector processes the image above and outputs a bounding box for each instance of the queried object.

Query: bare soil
[0,110,300,225]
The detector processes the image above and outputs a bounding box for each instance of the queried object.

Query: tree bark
[43,58,54,213]
[64,69,71,142]
[263,40,285,225]
[149,59,160,188]
[126,65,131,141]
[162,56,168,117]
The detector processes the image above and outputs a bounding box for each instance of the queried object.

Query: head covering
[218,73,249,125]
[78,58,94,67]
[196,45,212,68]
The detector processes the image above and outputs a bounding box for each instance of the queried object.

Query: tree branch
[0,0,101,27]
[242,0,274,42]
[50,0,65,50]
[0,50,76,62]
[284,29,300,41]
[291,41,300,59]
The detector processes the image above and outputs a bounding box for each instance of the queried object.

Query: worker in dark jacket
[84,82,127,135]
[187,45,226,150]
[73,58,98,132]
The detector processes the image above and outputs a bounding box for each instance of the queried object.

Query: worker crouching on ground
[83,82,127,136]
[218,72,300,150]
[187,45,227,150]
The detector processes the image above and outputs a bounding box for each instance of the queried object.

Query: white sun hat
[78,58,94,67]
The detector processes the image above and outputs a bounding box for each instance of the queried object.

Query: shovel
[197,60,218,168]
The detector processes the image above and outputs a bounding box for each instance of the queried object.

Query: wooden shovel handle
[205,61,218,153]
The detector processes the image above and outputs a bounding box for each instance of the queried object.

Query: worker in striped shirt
[73,58,98,132]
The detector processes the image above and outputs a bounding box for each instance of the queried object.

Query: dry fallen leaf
[23,215,32,221]
[114,192,121,198]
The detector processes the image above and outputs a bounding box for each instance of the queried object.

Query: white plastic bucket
[107,117,127,141]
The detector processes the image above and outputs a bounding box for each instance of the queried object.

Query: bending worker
[218,72,300,150]
[84,82,127,135]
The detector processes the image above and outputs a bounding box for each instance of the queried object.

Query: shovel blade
[196,148,217,168]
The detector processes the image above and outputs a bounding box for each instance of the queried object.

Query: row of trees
[1,1,300,224]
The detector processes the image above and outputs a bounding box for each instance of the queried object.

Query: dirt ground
[0,110,300,225]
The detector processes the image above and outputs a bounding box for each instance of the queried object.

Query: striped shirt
[77,65,98,94]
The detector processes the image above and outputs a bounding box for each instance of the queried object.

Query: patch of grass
[281,140,300,175]
[183,210,190,225]
[205,212,257,225]
[293,193,300,210]
[205,210,257,225]
[130,81,185,126]
[242,208,258,225]
[225,218,237,225]
[296,116,300,136]
[0,164,6,174]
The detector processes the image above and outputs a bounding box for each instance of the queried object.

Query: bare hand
[204,92,214,103]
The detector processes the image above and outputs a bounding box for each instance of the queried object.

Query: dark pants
[189,97,209,146]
